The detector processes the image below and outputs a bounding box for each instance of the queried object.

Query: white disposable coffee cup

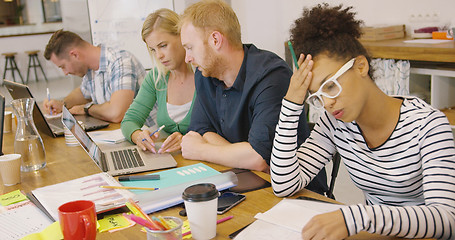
[182,183,219,240]
[64,123,81,146]
[4,111,12,133]
[0,154,21,186]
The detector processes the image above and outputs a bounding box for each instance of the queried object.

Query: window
[0,0,24,26]
[42,0,62,23]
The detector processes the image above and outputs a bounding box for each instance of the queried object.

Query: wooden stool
[2,52,24,84]
[25,50,48,84]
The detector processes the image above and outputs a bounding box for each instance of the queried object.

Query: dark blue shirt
[189,44,310,164]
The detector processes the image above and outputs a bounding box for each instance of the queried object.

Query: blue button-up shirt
[189,44,310,164]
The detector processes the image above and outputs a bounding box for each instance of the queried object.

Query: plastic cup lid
[182,183,219,202]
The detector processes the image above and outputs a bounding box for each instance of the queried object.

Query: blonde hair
[180,0,242,49]
[142,8,192,88]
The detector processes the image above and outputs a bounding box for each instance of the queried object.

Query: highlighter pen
[287,41,299,70]
[46,88,53,115]
[118,175,160,181]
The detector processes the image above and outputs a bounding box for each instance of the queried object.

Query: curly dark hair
[290,3,374,78]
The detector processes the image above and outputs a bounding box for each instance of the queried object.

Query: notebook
[61,105,177,176]
[0,94,4,156]
[3,80,109,137]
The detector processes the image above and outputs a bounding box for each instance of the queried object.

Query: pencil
[99,186,159,191]
[287,41,299,70]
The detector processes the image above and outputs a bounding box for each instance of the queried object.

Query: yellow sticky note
[20,221,63,240]
[0,190,27,206]
[182,220,192,239]
[97,214,131,233]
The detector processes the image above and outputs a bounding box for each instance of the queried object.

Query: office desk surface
[1,126,420,239]
[361,38,455,63]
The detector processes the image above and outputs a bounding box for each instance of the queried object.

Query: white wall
[2,0,455,83]
[233,0,455,59]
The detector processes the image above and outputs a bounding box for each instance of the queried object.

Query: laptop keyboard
[110,149,145,170]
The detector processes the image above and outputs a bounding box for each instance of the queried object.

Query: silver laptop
[62,106,177,176]
[4,80,109,137]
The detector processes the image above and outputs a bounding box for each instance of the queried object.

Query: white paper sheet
[235,199,343,240]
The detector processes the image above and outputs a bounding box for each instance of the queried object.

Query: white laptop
[61,105,177,176]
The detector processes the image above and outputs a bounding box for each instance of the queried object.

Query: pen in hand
[46,88,53,115]
[149,125,165,138]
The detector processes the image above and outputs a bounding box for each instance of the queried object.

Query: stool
[2,52,24,84]
[25,50,48,84]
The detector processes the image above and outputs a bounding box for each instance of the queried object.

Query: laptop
[0,94,4,156]
[4,80,109,137]
[61,106,177,176]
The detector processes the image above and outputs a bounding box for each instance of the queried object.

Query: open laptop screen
[62,106,102,167]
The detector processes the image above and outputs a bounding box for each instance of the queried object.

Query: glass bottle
[11,98,46,172]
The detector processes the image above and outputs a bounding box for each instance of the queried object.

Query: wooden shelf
[361,38,455,63]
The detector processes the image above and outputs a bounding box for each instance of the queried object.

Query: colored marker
[118,175,160,181]
[288,41,299,70]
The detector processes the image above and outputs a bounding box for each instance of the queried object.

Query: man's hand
[159,132,183,153]
[132,129,159,153]
[43,99,64,114]
[68,104,86,115]
[301,210,348,240]
[181,131,207,160]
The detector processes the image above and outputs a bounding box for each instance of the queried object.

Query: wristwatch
[84,102,94,115]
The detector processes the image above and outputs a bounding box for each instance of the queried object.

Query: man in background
[179,0,327,194]
[43,29,145,123]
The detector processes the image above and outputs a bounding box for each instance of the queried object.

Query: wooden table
[0,125,414,239]
[361,38,455,63]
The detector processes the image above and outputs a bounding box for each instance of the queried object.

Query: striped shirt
[271,97,455,239]
[80,45,146,104]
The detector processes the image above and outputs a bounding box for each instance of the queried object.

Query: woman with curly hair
[270,4,455,239]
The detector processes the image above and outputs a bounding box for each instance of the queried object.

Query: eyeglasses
[306,58,356,109]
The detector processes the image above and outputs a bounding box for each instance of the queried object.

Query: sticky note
[20,221,63,240]
[182,220,192,239]
[0,190,27,206]
[98,214,131,233]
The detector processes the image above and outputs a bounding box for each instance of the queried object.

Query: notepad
[122,163,238,214]
[234,199,343,240]
[0,199,53,240]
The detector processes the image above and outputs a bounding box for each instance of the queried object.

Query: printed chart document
[235,199,343,240]
[31,173,135,220]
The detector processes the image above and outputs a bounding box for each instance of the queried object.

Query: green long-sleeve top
[121,70,196,143]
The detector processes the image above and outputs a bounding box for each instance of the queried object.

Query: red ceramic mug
[58,200,97,240]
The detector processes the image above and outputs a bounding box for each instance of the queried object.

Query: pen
[182,216,233,237]
[46,88,53,115]
[99,186,159,191]
[287,41,299,70]
[142,125,165,142]
[150,125,165,137]
[118,175,160,181]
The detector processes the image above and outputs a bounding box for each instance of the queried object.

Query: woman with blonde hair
[121,8,195,153]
